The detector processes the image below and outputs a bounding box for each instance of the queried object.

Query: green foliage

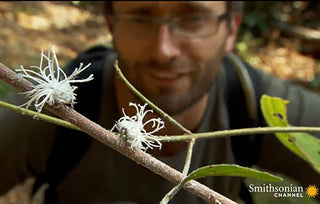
[238,2,278,39]
[260,95,320,173]
[161,164,283,204]
[181,164,283,182]
[235,2,277,66]
[237,1,320,45]
[235,32,264,66]
[293,132,320,173]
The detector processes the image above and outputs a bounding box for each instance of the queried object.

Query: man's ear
[224,13,242,53]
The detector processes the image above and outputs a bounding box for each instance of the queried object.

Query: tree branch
[0,62,237,204]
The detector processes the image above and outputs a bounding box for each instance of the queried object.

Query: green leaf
[260,95,307,160]
[184,164,283,183]
[292,132,320,172]
[160,164,282,204]
[260,95,289,126]
[260,95,320,173]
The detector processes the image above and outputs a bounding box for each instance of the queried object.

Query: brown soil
[0,1,110,69]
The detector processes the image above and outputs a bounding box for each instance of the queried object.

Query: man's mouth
[150,72,183,80]
[147,71,189,88]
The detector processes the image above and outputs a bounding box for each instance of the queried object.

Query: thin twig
[114,61,195,175]
[0,99,82,131]
[0,61,236,204]
[182,138,195,175]
[155,126,320,142]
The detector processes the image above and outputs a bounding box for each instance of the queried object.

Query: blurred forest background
[0,1,319,204]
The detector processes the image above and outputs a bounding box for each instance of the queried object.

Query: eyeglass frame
[108,12,230,39]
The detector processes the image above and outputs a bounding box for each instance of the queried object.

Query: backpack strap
[224,52,263,166]
[32,45,112,203]
[224,53,263,204]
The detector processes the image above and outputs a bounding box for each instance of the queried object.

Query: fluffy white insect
[15,46,94,113]
[111,102,165,151]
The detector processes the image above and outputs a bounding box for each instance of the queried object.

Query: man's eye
[185,14,206,22]
[178,14,207,31]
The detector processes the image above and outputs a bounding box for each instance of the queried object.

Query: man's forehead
[113,1,226,14]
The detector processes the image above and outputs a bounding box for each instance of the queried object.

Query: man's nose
[151,24,181,64]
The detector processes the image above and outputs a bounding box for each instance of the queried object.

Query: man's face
[110,1,237,115]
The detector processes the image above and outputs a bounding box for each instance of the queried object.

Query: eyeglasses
[109,12,229,39]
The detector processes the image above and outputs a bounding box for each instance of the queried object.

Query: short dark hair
[104,1,244,16]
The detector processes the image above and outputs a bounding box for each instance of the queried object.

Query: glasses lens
[111,13,226,39]
[112,15,156,38]
[174,13,220,38]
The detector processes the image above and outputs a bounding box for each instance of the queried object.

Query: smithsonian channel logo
[248,183,319,198]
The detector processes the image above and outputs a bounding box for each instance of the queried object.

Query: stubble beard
[116,50,225,116]
[140,80,211,115]
[135,57,224,115]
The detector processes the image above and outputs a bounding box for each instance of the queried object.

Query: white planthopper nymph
[111,102,165,151]
[16,46,94,113]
